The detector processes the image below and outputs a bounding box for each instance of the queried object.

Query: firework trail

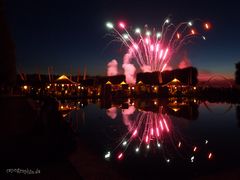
[106,18,210,73]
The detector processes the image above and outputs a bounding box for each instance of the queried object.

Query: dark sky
[5,0,240,78]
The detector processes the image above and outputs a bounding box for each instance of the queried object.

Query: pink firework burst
[106,18,211,73]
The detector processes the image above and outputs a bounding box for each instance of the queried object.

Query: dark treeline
[137,67,198,85]
[235,62,240,85]
[197,87,240,104]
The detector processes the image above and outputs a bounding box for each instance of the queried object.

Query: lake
[63,98,240,179]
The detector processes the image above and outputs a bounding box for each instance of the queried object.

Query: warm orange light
[191,29,195,35]
[205,23,209,29]
[204,22,211,30]
[172,108,180,112]
[177,33,180,39]
[23,85,28,90]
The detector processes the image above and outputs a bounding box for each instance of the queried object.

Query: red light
[118,153,123,160]
[163,118,169,132]
[159,49,163,59]
[151,128,154,135]
[119,22,125,29]
[156,127,160,137]
[193,146,197,152]
[178,142,181,148]
[145,135,149,143]
[160,120,164,130]
[133,129,137,136]
[133,44,138,50]
[150,45,154,51]
[145,38,149,44]
[208,152,213,159]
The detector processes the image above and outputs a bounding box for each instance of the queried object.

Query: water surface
[64,99,240,179]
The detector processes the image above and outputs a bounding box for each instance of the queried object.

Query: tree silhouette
[235,62,240,85]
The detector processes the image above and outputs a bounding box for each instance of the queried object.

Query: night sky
[5,0,240,79]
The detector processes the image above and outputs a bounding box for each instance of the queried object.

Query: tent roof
[55,75,76,84]
[164,78,181,86]
[106,81,112,85]
[171,78,181,83]
[120,81,127,85]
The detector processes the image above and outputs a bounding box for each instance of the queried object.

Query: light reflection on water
[103,103,212,163]
[63,98,240,176]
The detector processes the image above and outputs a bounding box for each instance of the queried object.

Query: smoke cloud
[106,107,117,119]
[164,65,173,71]
[178,52,191,69]
[122,51,136,84]
[107,59,118,76]
[122,105,136,115]
[122,106,136,131]
[123,51,132,64]
[141,65,152,72]
[122,63,136,84]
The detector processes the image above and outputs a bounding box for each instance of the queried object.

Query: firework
[106,18,210,73]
